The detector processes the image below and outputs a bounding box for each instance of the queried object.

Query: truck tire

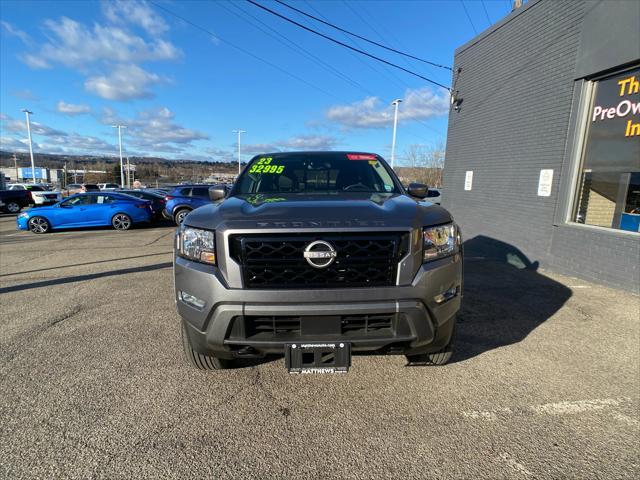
[174,208,191,226]
[181,322,233,370]
[406,323,456,366]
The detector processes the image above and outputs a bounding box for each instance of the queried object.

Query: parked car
[63,184,83,196]
[7,183,62,205]
[175,151,462,372]
[164,184,221,225]
[16,192,153,233]
[0,189,33,214]
[62,183,100,197]
[98,183,120,191]
[427,188,442,205]
[118,189,167,221]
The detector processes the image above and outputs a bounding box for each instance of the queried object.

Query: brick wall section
[442,0,640,293]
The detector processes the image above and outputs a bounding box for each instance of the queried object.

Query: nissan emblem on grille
[303,240,338,268]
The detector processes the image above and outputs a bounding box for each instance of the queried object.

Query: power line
[302,0,410,92]
[460,0,478,35]
[300,0,446,140]
[340,0,412,89]
[220,1,377,97]
[151,1,445,148]
[274,0,452,71]
[480,0,492,26]
[245,0,451,92]
[347,0,425,74]
[149,1,341,101]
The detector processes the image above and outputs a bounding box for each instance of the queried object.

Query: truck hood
[184,192,453,231]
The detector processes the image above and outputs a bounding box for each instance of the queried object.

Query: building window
[573,65,640,233]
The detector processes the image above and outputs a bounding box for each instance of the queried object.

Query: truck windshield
[234,153,400,194]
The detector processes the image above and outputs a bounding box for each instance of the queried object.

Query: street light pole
[22,109,36,184]
[390,99,402,170]
[232,129,246,175]
[112,125,127,187]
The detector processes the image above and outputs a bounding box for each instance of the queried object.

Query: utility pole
[22,109,36,184]
[390,99,402,169]
[232,129,246,175]
[13,153,18,182]
[112,125,127,187]
[126,156,131,188]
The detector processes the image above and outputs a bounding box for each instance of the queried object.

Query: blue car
[164,185,220,225]
[17,192,153,234]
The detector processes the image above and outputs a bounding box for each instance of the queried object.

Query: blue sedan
[16,192,153,234]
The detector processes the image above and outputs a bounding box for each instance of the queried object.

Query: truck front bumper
[175,254,462,359]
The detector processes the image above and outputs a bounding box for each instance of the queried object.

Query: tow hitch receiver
[285,342,351,374]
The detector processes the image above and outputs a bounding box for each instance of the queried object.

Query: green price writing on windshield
[249,157,284,174]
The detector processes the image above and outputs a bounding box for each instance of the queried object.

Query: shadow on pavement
[0,252,172,278]
[453,235,573,363]
[0,262,172,294]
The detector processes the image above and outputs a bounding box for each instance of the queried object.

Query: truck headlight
[422,223,460,262]
[178,226,216,265]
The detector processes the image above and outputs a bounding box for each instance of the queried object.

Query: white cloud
[0,136,29,152]
[20,53,51,69]
[281,135,337,150]
[0,20,31,44]
[10,89,39,101]
[102,0,169,36]
[243,135,338,155]
[0,113,68,137]
[326,87,449,129]
[100,106,209,155]
[0,113,113,155]
[21,17,180,70]
[56,101,91,115]
[85,64,161,100]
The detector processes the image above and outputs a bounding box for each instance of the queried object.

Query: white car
[426,188,442,204]
[97,183,121,191]
[8,184,62,205]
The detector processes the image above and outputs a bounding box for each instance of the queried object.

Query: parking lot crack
[49,306,82,326]
[251,367,293,426]
[144,230,174,246]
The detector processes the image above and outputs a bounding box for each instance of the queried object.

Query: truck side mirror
[209,186,227,201]
[407,183,428,199]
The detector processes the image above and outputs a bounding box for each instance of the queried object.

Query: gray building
[443,0,639,292]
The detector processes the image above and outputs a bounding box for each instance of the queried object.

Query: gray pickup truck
[174,151,462,373]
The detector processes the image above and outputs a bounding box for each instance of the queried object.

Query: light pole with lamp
[112,125,127,187]
[232,129,246,176]
[390,99,402,170]
[22,109,36,184]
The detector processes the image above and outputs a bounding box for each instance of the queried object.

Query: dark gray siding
[443,0,640,293]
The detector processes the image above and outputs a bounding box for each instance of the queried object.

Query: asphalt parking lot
[0,214,638,479]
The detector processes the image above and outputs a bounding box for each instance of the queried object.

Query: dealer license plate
[285,342,351,374]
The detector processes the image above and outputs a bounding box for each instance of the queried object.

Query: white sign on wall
[464,171,473,191]
[537,169,554,197]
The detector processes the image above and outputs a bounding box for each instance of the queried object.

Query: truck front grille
[230,232,407,289]
[229,314,395,339]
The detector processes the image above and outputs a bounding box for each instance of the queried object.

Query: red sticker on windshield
[347,153,377,161]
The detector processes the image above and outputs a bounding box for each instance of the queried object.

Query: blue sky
[0,0,513,165]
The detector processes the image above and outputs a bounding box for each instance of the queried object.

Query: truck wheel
[5,202,21,214]
[28,216,50,234]
[174,208,191,225]
[181,322,233,370]
[406,324,456,366]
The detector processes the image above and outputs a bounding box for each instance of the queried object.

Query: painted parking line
[462,397,633,421]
